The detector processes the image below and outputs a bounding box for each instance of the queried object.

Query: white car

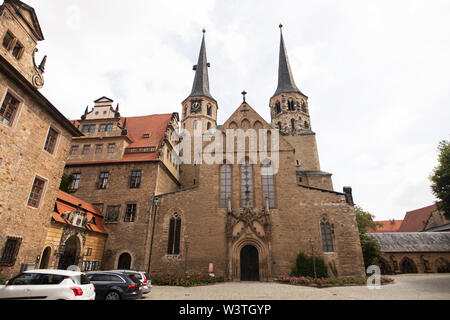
[0,269,95,300]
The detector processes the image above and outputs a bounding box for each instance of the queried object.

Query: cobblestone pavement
[143,274,450,300]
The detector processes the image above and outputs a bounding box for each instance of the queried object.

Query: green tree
[291,252,328,278]
[354,206,383,268]
[59,173,74,193]
[430,139,450,219]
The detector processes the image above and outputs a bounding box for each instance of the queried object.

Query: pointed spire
[189,29,215,101]
[273,24,302,97]
[38,55,47,72]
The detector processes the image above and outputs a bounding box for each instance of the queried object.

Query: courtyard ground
[143,274,450,300]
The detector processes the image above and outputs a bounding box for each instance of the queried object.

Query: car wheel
[105,291,121,300]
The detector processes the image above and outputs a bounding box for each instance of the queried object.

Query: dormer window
[99,124,113,132]
[2,31,15,50]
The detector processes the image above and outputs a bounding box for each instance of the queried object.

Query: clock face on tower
[190,100,202,114]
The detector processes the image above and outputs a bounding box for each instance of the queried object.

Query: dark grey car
[86,271,143,300]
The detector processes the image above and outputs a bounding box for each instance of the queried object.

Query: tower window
[277,121,282,131]
[288,100,294,111]
[304,121,309,129]
[275,102,281,114]
[291,119,295,132]
[207,122,211,130]
[193,120,198,130]
[167,215,181,255]
[207,105,212,116]
[302,102,308,113]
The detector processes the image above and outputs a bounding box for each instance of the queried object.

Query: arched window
[304,121,309,129]
[241,158,254,208]
[277,121,282,131]
[262,160,275,208]
[207,105,212,116]
[207,122,211,130]
[291,118,295,132]
[288,100,294,111]
[302,102,307,113]
[275,102,281,114]
[167,214,181,255]
[320,218,334,252]
[220,163,232,208]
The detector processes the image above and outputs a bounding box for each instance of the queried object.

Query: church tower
[270,25,332,190]
[181,29,218,135]
[270,25,311,135]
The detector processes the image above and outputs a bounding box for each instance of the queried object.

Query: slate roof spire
[189,29,215,101]
[273,24,302,97]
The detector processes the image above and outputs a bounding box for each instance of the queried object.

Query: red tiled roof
[68,113,175,165]
[53,190,107,234]
[367,220,403,233]
[397,204,436,232]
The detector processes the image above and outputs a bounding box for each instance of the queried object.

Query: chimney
[343,186,354,206]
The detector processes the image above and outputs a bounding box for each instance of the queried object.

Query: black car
[85,271,143,300]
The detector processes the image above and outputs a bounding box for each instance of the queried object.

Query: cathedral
[145,27,366,281]
[64,27,365,281]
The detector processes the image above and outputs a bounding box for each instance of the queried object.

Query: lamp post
[309,238,317,279]
[184,239,190,278]
[147,197,159,274]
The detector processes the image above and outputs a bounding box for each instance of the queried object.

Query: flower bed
[150,271,224,287]
[278,275,394,288]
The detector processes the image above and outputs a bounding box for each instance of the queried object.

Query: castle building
[0,0,81,278]
[63,28,365,279]
[63,98,180,271]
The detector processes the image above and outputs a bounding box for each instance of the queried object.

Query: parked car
[86,271,143,300]
[0,269,95,300]
[112,270,151,294]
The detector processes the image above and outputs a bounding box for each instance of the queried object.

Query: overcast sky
[27,0,450,221]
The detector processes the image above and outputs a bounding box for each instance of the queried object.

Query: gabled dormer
[0,0,46,88]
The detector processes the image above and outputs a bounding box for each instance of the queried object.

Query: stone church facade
[61,28,365,279]
[148,28,365,280]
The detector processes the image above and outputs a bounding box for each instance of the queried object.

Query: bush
[150,271,224,287]
[291,252,328,278]
[279,275,394,288]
